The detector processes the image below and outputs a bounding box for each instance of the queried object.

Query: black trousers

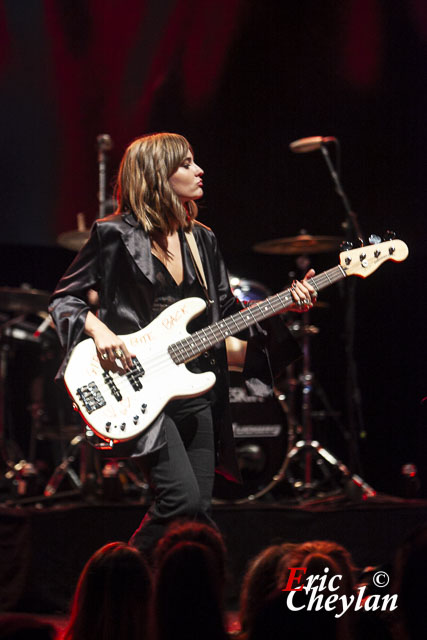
[129,400,216,554]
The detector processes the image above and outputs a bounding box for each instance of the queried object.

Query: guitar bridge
[76,382,106,414]
[126,356,145,391]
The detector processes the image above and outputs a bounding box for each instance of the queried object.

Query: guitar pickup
[102,371,122,401]
[126,356,145,391]
[76,382,106,413]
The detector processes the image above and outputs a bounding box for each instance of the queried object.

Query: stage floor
[1,492,427,614]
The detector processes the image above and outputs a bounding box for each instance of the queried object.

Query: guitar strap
[185,230,214,306]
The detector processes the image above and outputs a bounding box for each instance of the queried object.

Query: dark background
[1,0,426,496]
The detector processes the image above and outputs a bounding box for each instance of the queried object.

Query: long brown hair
[62,542,152,640]
[114,132,198,234]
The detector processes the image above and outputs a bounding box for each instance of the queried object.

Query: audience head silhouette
[154,540,228,640]
[62,541,152,640]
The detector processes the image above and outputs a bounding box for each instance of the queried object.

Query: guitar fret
[207,324,219,345]
[229,313,242,333]
[267,298,277,314]
[246,305,259,324]
[254,301,266,318]
[270,295,281,313]
[240,310,251,327]
[200,327,210,348]
[217,321,231,338]
[187,338,198,355]
[276,290,292,310]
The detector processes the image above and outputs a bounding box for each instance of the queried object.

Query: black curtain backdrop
[1,0,427,496]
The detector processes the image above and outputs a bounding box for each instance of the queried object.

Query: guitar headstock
[339,238,409,278]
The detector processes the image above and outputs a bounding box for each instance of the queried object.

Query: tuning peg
[340,240,353,251]
[384,230,396,240]
[368,234,382,245]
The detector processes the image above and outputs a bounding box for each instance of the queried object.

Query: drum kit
[214,231,369,503]
[0,227,372,505]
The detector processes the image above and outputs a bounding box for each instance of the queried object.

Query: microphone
[96,134,113,151]
[289,136,337,153]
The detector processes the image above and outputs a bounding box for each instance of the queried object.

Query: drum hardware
[0,314,28,474]
[57,135,115,253]
[43,434,84,497]
[214,277,290,504]
[0,289,82,500]
[0,310,55,497]
[0,287,50,315]
[287,319,319,338]
[275,243,374,500]
[281,250,376,500]
[215,251,376,504]
[57,212,91,252]
[36,424,82,442]
[43,431,149,501]
[97,133,113,220]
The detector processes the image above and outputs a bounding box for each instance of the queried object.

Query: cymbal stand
[285,309,337,495]
[283,258,376,500]
[43,434,83,497]
[43,428,149,501]
[0,315,26,473]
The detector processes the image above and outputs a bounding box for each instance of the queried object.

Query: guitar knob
[133,415,139,424]
[141,403,147,413]
[120,423,126,431]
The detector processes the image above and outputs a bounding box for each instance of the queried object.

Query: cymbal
[253,234,343,255]
[37,425,82,441]
[57,229,90,251]
[0,287,50,314]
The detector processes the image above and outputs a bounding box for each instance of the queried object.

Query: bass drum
[213,371,288,503]
[213,276,288,503]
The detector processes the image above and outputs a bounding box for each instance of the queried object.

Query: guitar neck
[168,264,346,365]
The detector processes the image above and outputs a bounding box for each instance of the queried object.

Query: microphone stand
[320,142,366,475]
[97,134,113,219]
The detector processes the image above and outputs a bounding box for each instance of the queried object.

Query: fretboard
[168,264,346,365]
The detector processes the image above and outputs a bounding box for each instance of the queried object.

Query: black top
[151,240,215,416]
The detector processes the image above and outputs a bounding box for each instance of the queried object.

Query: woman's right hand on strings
[84,311,135,372]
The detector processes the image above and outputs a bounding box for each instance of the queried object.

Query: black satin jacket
[49,212,300,481]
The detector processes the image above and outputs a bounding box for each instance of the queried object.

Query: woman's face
[168,151,204,203]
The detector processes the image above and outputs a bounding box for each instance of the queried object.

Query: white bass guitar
[63,239,408,445]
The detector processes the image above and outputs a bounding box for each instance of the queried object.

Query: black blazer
[49,212,300,481]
